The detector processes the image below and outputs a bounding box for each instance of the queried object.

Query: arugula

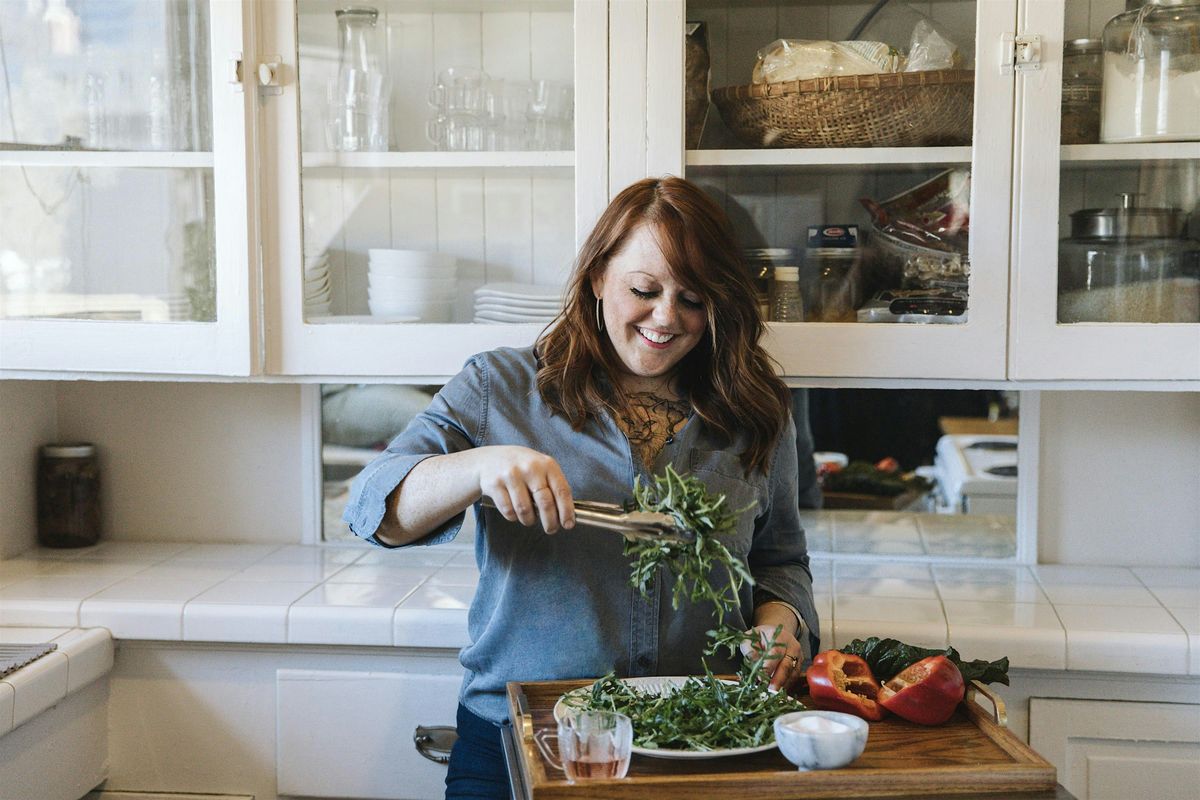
[840,636,1010,686]
[624,465,754,655]
[567,629,804,750]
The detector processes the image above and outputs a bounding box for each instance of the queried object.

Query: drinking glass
[534,710,632,782]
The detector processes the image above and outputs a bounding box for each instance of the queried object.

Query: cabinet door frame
[0,0,259,377]
[1008,0,1200,382]
[629,0,1018,380]
[260,0,608,379]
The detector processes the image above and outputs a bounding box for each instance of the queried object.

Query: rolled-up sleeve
[747,416,821,656]
[342,355,489,547]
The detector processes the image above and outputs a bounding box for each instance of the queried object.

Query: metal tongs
[481,498,694,544]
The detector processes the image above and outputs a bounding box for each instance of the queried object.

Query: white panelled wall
[0,381,1197,566]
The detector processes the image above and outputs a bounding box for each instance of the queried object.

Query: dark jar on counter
[36,443,102,548]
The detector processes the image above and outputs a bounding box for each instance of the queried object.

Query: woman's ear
[589,273,604,299]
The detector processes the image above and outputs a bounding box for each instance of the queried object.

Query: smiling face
[590,224,708,394]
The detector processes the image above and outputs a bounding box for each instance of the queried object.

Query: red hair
[536,176,789,474]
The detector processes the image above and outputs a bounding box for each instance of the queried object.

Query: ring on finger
[783,653,799,668]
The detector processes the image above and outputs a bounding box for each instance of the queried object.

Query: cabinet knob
[257,56,285,88]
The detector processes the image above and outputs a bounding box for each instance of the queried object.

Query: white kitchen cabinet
[258,0,609,377]
[1008,0,1200,381]
[1029,697,1200,800]
[639,0,1016,380]
[0,0,258,375]
[3,0,1195,382]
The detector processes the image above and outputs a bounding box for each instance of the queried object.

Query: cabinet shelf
[0,151,214,169]
[300,151,574,170]
[686,146,972,168]
[1061,142,1200,166]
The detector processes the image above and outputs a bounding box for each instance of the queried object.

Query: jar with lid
[1101,0,1200,143]
[36,443,102,548]
[805,225,862,322]
[744,248,796,320]
[771,266,804,322]
[1058,193,1200,322]
[1061,39,1103,144]
[332,6,391,151]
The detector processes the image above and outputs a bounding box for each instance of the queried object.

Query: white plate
[553,676,780,760]
[474,282,563,301]
[306,314,418,324]
[474,309,558,323]
[474,300,561,314]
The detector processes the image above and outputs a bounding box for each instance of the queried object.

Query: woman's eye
[680,295,705,310]
[630,287,656,299]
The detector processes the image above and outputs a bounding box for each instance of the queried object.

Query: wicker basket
[710,70,974,148]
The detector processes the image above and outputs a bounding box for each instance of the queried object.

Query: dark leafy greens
[624,465,754,654]
[568,465,805,750]
[566,633,803,750]
[840,636,1010,686]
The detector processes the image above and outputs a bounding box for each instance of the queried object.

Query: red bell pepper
[805,650,887,721]
[877,655,965,725]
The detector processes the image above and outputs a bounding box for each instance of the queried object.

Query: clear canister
[1061,39,1103,144]
[1101,0,1200,143]
[744,248,796,320]
[804,225,862,322]
[36,443,102,548]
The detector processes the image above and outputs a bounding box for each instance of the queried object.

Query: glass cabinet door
[262,0,607,377]
[1010,0,1199,381]
[0,0,255,375]
[636,0,1016,379]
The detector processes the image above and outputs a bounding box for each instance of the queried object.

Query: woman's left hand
[741,624,806,692]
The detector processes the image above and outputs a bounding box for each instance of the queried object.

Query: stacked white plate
[474,282,563,323]
[368,249,457,322]
[304,251,332,316]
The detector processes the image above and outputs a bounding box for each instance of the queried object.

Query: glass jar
[1101,0,1200,143]
[744,248,795,320]
[805,225,862,322]
[36,443,102,548]
[1059,194,1200,322]
[771,266,804,322]
[332,6,390,151]
[1061,39,1103,144]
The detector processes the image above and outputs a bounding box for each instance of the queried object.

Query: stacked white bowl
[304,251,332,316]
[367,249,457,322]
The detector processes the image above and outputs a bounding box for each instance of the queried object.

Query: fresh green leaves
[567,466,805,751]
[625,465,754,653]
[840,636,1010,686]
[567,629,804,750]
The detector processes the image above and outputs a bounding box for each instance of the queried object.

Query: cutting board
[506,677,1056,799]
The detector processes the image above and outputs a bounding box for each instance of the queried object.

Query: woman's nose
[652,298,679,327]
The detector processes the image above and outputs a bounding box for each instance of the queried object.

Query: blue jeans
[445,703,510,800]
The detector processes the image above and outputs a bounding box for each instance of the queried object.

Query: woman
[343,176,819,798]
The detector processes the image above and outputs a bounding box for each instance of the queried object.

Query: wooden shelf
[301,151,574,169]
[0,150,214,169]
[686,146,972,168]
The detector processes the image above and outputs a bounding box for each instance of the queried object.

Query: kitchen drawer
[276,668,462,800]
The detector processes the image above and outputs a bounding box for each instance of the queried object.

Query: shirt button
[636,654,652,669]
[665,436,674,444]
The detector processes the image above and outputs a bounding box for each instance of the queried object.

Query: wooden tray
[506,678,1056,799]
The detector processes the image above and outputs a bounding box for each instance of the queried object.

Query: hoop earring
[595,296,604,332]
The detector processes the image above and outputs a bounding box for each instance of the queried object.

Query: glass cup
[534,710,632,782]
[428,66,490,118]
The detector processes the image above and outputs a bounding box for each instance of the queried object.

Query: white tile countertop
[0,626,113,738]
[0,541,1196,677]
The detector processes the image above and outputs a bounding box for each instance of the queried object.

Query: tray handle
[515,684,535,741]
[966,679,1007,727]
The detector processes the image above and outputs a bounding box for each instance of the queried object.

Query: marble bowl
[773,710,869,771]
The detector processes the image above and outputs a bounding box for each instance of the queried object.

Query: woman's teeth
[638,327,675,344]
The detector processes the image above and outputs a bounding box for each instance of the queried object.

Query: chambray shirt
[343,346,820,725]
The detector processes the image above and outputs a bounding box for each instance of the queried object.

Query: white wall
[1038,391,1200,566]
[0,381,58,558]
[52,381,306,544]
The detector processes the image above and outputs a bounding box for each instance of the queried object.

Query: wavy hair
[535,176,790,475]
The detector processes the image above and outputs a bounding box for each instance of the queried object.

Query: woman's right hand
[474,446,576,534]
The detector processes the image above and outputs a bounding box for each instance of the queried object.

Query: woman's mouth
[637,327,676,349]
